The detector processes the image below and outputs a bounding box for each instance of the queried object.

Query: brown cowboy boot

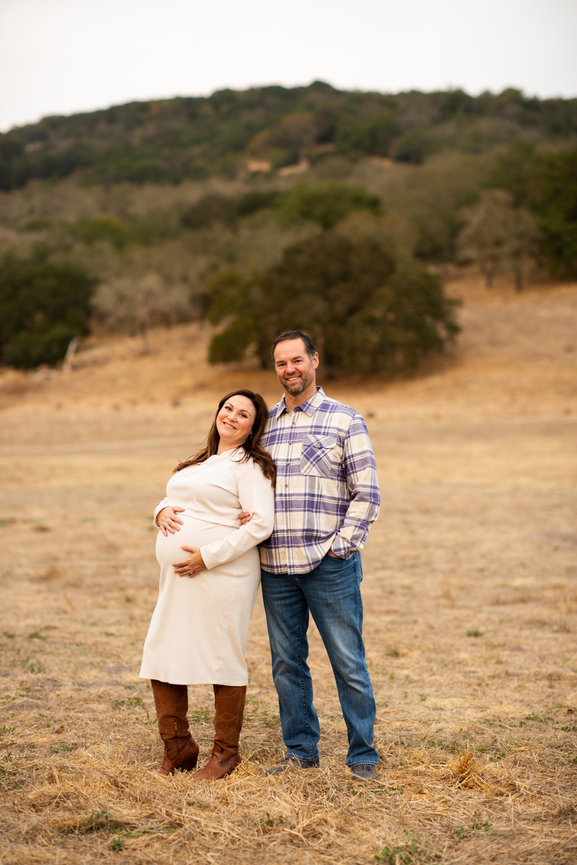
[193,684,246,781]
[150,679,199,775]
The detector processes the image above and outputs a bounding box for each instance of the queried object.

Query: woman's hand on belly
[157,506,185,536]
[173,546,207,578]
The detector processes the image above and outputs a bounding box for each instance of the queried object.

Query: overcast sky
[1,0,576,132]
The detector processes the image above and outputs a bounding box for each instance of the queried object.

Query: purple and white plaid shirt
[259,387,380,575]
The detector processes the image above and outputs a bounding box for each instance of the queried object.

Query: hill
[1,82,576,189]
[1,84,577,375]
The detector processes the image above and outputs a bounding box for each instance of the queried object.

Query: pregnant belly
[156,517,232,566]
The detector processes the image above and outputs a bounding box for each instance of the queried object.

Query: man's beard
[283,374,310,395]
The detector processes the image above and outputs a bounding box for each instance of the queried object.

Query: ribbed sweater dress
[139,449,274,686]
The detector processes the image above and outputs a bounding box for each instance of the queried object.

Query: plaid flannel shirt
[259,387,380,575]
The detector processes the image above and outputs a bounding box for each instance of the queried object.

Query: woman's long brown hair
[174,389,276,485]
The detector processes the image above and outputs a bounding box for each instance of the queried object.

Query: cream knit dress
[139,449,275,686]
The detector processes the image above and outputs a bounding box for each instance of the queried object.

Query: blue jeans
[261,552,378,767]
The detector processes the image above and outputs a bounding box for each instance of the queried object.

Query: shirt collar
[275,386,325,417]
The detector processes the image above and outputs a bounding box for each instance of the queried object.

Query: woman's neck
[216,444,241,455]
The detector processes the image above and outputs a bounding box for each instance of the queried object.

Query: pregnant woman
[140,389,275,780]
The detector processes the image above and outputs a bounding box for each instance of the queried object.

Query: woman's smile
[216,394,256,451]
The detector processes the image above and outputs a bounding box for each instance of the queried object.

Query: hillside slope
[0,275,575,432]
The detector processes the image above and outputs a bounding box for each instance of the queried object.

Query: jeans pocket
[320,551,354,576]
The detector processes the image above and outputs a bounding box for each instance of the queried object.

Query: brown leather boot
[193,684,246,781]
[150,679,199,775]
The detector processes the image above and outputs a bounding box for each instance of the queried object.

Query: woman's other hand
[174,546,206,578]
[156,506,185,536]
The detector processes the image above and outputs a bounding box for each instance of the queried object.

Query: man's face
[273,338,319,399]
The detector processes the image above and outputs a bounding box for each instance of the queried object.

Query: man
[259,329,381,780]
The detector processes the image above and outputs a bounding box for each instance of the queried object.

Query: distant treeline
[1,81,576,188]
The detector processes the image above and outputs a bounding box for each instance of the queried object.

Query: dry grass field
[1,274,576,864]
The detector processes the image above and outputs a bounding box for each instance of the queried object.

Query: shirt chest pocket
[300,434,343,480]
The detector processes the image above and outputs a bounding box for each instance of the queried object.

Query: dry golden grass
[1,274,576,864]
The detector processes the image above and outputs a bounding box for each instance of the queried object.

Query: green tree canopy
[0,253,96,368]
[530,149,577,277]
[181,190,284,230]
[487,144,577,277]
[280,183,381,230]
[208,233,460,374]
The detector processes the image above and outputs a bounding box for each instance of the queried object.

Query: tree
[530,149,577,277]
[181,190,284,231]
[208,233,460,374]
[248,111,328,166]
[91,272,191,353]
[68,216,131,249]
[393,127,439,164]
[335,107,398,156]
[207,269,261,364]
[457,190,541,289]
[280,183,381,230]
[0,253,95,368]
[485,140,539,207]
[487,145,577,277]
[181,194,235,230]
[387,151,491,262]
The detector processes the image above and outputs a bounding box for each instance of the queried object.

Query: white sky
[1,0,576,132]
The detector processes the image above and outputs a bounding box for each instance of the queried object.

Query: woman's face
[216,394,257,451]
